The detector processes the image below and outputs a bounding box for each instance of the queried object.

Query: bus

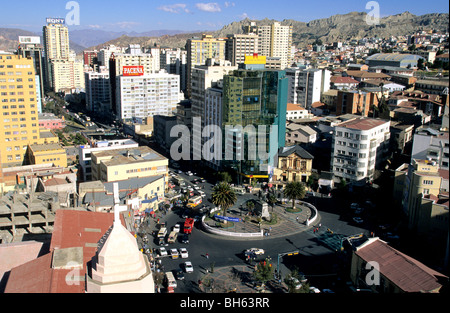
[187,196,202,208]
[168,231,178,244]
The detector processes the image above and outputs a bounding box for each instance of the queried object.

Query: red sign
[123,66,144,76]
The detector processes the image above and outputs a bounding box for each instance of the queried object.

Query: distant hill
[0,27,86,53]
[84,11,448,51]
[69,29,193,49]
[1,11,448,54]
[213,12,450,47]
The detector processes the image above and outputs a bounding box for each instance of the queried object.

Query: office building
[115,70,182,122]
[17,36,44,113]
[78,139,139,182]
[336,90,379,117]
[0,53,41,167]
[90,146,168,183]
[42,19,70,91]
[85,70,111,115]
[160,48,187,93]
[256,22,293,70]
[186,35,226,97]
[411,126,449,170]
[331,117,391,185]
[225,34,259,66]
[113,45,161,76]
[220,69,288,181]
[286,68,331,109]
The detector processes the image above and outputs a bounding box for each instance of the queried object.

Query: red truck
[184,218,195,234]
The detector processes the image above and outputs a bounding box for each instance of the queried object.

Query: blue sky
[0,0,448,33]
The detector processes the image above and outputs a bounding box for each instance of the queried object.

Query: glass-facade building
[221,69,287,181]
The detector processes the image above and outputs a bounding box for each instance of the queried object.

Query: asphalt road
[138,168,369,293]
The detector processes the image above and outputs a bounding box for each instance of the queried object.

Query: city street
[137,167,370,293]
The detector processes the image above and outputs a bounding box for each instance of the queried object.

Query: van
[198,190,205,197]
[165,271,177,288]
[158,227,167,238]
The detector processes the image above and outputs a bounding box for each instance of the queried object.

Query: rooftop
[355,238,448,293]
[337,117,389,131]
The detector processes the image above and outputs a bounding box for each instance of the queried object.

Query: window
[423,180,433,185]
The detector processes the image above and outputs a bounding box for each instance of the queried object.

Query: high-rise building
[336,90,379,117]
[286,68,331,109]
[85,70,111,115]
[114,44,160,76]
[42,18,70,90]
[42,19,84,92]
[331,117,391,185]
[220,69,288,181]
[17,36,44,113]
[115,69,182,122]
[255,22,293,70]
[0,53,41,167]
[225,34,259,66]
[160,48,188,93]
[186,35,226,98]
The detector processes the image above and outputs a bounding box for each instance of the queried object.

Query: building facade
[331,117,391,184]
[256,22,293,70]
[115,71,181,122]
[0,53,41,167]
[286,68,331,109]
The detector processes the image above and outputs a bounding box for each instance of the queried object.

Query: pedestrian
[206,253,209,259]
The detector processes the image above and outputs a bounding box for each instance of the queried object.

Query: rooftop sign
[123,66,144,76]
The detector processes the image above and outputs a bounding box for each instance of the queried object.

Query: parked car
[309,286,321,293]
[353,217,364,224]
[350,203,359,210]
[170,248,179,259]
[158,247,168,257]
[181,234,190,244]
[184,261,194,273]
[179,248,189,258]
[175,269,185,281]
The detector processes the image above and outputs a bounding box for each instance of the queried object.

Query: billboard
[46,17,66,24]
[19,36,41,44]
[123,66,144,76]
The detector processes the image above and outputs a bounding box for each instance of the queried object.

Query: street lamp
[276,250,299,281]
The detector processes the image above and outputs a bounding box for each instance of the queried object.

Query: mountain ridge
[0,11,448,54]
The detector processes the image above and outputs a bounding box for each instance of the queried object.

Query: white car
[184,261,194,273]
[158,247,168,257]
[247,248,265,255]
[310,286,321,293]
[173,224,181,233]
[179,248,188,258]
[170,248,179,259]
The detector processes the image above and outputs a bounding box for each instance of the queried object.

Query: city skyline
[0,0,448,33]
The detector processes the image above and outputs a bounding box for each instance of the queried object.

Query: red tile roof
[330,76,360,84]
[355,239,448,292]
[4,210,124,293]
[337,117,389,131]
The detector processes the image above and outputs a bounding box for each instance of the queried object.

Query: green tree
[267,194,277,213]
[253,259,274,287]
[211,182,237,218]
[284,181,306,210]
[216,171,232,184]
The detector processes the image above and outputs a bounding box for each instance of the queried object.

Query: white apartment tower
[115,71,182,122]
[286,68,331,109]
[225,34,259,66]
[256,22,293,70]
[331,117,391,184]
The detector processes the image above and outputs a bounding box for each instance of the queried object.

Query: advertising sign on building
[123,66,144,76]
[19,36,41,45]
[46,17,66,24]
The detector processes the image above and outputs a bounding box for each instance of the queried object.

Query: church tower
[86,183,155,293]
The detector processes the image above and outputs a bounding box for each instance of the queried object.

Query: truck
[168,231,178,244]
[187,196,202,208]
[184,218,195,234]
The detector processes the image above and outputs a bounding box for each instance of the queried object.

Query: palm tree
[211,182,237,218]
[267,194,277,213]
[284,181,306,210]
